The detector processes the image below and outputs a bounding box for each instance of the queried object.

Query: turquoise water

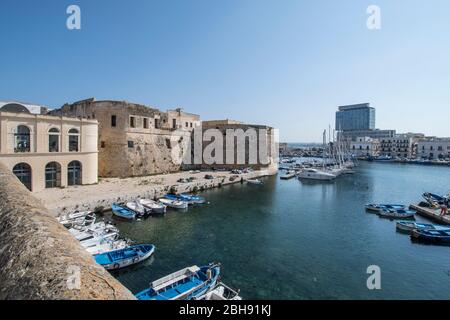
[109,162,450,299]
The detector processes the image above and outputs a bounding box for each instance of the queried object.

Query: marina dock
[410,204,450,225]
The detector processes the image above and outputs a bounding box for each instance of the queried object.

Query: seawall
[0,162,135,300]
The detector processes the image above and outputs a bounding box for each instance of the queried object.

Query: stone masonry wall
[0,162,134,300]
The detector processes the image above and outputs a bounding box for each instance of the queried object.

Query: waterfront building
[417,137,450,159]
[0,102,98,192]
[380,133,425,159]
[51,98,200,178]
[350,137,380,157]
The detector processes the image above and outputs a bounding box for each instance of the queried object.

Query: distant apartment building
[336,103,375,131]
[336,103,396,142]
[0,102,98,192]
[417,138,450,159]
[350,137,380,157]
[380,133,425,159]
[51,98,200,178]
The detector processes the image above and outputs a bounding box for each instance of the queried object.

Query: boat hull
[95,244,155,270]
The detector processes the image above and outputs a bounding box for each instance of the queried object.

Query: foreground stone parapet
[0,163,135,300]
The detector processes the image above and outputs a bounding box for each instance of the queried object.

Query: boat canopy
[151,266,201,290]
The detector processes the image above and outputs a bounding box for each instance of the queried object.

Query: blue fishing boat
[164,193,205,205]
[422,192,449,206]
[396,221,449,233]
[179,193,206,204]
[365,204,406,213]
[378,208,415,220]
[94,244,155,270]
[111,203,136,220]
[411,229,450,245]
[135,263,221,300]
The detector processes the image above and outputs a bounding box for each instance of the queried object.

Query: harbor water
[109,161,450,299]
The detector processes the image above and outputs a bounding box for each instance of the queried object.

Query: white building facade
[350,137,380,157]
[417,138,450,160]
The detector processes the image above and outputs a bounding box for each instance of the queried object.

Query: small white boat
[126,200,150,216]
[280,171,296,180]
[246,179,263,185]
[297,168,336,181]
[80,232,119,248]
[195,283,242,300]
[69,222,118,241]
[86,239,130,255]
[159,198,188,209]
[59,211,96,228]
[139,199,167,214]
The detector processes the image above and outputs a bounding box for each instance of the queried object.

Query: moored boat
[139,199,167,214]
[365,204,406,213]
[179,193,206,204]
[126,200,150,217]
[246,179,263,185]
[297,168,336,181]
[377,208,415,220]
[135,263,220,300]
[112,203,136,220]
[396,221,449,234]
[158,198,188,209]
[411,229,450,245]
[164,193,205,205]
[94,244,155,270]
[195,282,242,300]
[280,171,296,180]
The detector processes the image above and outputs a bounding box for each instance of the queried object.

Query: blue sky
[1,0,449,142]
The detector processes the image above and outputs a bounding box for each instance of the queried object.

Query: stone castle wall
[52,99,198,178]
[0,162,134,300]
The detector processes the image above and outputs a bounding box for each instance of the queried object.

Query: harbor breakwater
[0,163,134,300]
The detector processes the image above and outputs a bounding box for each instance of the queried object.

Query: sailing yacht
[297,168,337,181]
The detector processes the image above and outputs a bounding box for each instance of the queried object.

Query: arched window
[14,125,30,153]
[68,128,80,152]
[68,161,82,186]
[13,163,32,191]
[45,162,61,188]
[48,128,60,152]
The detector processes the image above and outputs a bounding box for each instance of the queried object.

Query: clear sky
[1,0,449,142]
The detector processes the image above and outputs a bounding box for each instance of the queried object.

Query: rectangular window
[143,118,149,129]
[69,135,79,152]
[172,119,177,129]
[130,116,136,128]
[190,122,193,128]
[49,135,59,152]
[128,141,134,148]
[185,122,189,127]
[101,141,106,148]
[111,115,117,127]
[155,118,159,129]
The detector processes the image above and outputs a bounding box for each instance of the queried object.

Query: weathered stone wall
[0,162,135,300]
[52,99,199,178]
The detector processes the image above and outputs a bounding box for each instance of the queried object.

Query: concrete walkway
[34,169,274,216]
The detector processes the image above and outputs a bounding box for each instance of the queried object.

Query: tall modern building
[335,103,375,131]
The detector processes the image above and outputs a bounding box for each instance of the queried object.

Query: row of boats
[110,193,207,220]
[57,196,242,300]
[365,192,450,245]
